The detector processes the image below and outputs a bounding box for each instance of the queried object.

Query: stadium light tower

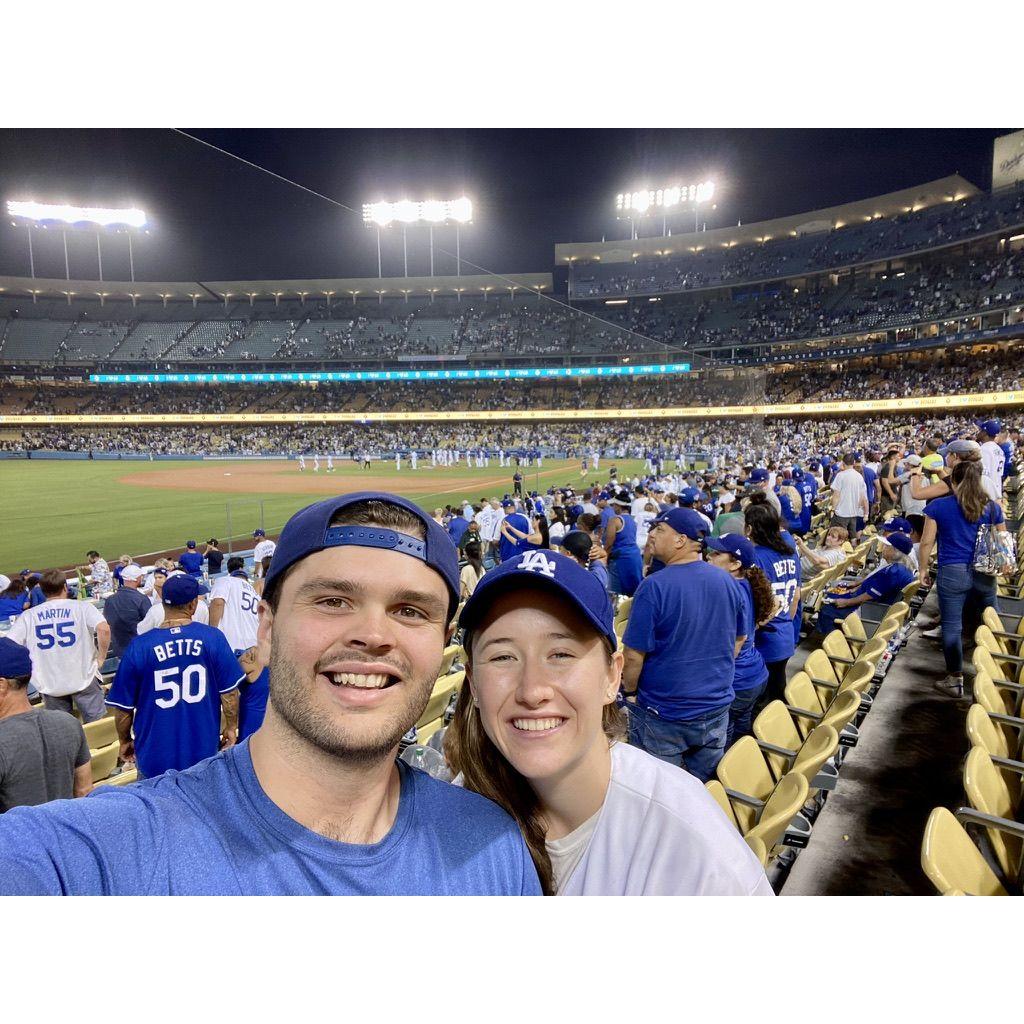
[614,181,715,238]
[6,200,149,281]
[362,197,473,278]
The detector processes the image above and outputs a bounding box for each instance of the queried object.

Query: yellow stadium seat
[982,607,1024,653]
[84,715,117,750]
[974,646,1024,691]
[705,780,739,829]
[416,717,443,746]
[963,746,1023,883]
[966,704,1022,803]
[921,807,1008,896]
[715,737,777,835]
[744,835,769,868]
[752,700,838,792]
[973,670,1023,719]
[438,644,463,678]
[416,670,465,730]
[89,741,119,783]
[97,767,138,787]
[744,773,810,855]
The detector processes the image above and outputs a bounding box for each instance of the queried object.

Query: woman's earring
[472,696,480,707]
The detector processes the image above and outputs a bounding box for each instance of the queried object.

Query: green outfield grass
[1,457,647,572]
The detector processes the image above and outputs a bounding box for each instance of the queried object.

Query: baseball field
[1,456,647,572]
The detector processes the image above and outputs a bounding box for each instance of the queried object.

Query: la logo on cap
[519,551,557,578]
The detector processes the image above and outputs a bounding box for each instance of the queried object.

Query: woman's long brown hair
[950,456,990,523]
[444,640,625,896]
[742,565,776,626]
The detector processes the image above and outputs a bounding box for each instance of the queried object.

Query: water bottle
[400,744,451,782]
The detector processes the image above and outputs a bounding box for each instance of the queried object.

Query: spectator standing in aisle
[102,565,151,658]
[180,541,204,580]
[209,557,268,740]
[204,540,224,576]
[253,529,276,579]
[976,419,1005,500]
[0,639,93,812]
[621,508,744,782]
[830,453,868,542]
[6,570,111,723]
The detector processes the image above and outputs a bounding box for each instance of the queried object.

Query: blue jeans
[727,682,767,749]
[627,701,729,783]
[936,563,999,674]
[816,601,854,635]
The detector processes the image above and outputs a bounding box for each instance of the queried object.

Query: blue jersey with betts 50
[752,533,801,664]
[107,623,244,779]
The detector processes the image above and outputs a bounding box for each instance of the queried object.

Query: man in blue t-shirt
[621,508,744,783]
[0,491,540,895]
[498,500,531,564]
[179,541,204,579]
[106,575,244,779]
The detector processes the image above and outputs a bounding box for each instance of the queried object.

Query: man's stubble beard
[267,639,442,767]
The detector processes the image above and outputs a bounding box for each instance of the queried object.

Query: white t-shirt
[7,599,105,696]
[634,510,657,547]
[137,600,209,635]
[548,521,567,547]
[980,441,1005,499]
[556,743,774,896]
[831,469,868,518]
[208,574,260,652]
[547,810,600,894]
[630,497,649,518]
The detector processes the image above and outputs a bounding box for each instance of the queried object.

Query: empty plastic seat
[921,807,1008,896]
[89,741,119,783]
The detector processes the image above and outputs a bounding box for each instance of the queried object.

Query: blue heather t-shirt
[847,562,914,603]
[498,512,531,563]
[179,551,204,578]
[752,534,801,664]
[924,496,1003,566]
[106,623,244,779]
[730,576,769,693]
[0,741,541,895]
[447,516,469,546]
[623,560,743,720]
[863,466,877,504]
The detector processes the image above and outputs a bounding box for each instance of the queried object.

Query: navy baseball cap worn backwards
[263,492,460,618]
[459,550,616,651]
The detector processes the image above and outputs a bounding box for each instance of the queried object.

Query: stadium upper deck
[1,178,1022,372]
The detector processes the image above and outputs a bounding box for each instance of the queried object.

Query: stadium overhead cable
[168,129,715,365]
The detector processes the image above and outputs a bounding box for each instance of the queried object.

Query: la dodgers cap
[705,533,757,569]
[501,499,515,508]
[186,540,197,549]
[749,468,770,484]
[651,507,708,541]
[882,517,914,535]
[262,492,460,617]
[678,486,701,505]
[976,419,1002,437]
[0,638,32,679]
[884,533,914,556]
[162,574,209,606]
[253,529,266,537]
[459,550,616,651]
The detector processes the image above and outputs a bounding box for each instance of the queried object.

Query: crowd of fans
[571,183,1024,298]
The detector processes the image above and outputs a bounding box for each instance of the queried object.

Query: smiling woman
[446,549,775,896]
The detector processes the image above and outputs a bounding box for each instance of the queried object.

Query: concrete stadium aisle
[780,626,968,896]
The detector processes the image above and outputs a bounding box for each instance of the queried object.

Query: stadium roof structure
[554,175,981,266]
[0,271,552,306]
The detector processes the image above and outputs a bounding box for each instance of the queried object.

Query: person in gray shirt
[0,639,93,812]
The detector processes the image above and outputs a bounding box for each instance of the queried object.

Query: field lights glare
[362,197,473,226]
[615,181,715,215]
[7,200,148,228]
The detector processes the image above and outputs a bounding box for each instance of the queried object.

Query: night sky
[0,129,1009,284]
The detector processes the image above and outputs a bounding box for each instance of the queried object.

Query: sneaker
[920,626,943,639]
[933,675,964,698]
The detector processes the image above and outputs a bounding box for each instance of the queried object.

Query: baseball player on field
[298,454,306,471]
[253,529,276,579]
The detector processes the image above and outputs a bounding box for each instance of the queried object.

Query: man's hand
[221,729,238,749]
[118,739,135,763]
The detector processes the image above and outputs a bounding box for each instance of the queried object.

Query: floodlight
[450,196,473,223]
[7,200,147,227]
[394,199,419,223]
[614,180,715,216]
[363,201,394,226]
[421,200,447,223]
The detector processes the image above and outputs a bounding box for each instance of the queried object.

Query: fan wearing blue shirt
[794,468,817,536]
[744,497,802,707]
[622,508,745,783]
[179,541,205,579]
[816,533,915,635]
[0,491,540,895]
[106,575,243,779]
[498,500,531,564]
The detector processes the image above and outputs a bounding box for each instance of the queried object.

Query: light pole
[6,200,148,281]
[362,197,473,282]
